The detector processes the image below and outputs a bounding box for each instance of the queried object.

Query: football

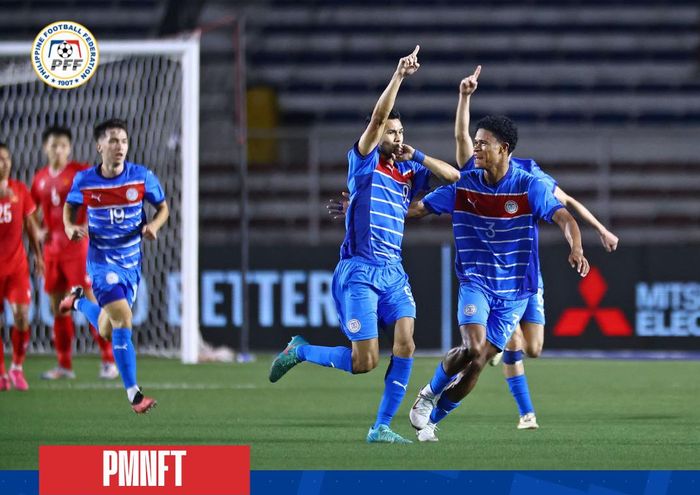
[56,42,72,58]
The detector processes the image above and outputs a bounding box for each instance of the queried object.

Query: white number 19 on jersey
[109,207,125,224]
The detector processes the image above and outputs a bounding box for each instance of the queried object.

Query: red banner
[39,445,249,495]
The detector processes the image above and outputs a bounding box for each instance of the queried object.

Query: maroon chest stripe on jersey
[82,183,145,208]
[454,189,532,218]
[376,161,414,184]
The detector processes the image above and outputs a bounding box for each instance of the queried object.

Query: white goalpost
[0,37,201,364]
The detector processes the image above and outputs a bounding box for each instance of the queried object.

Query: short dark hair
[42,125,72,143]
[475,115,518,153]
[365,108,402,125]
[94,119,128,141]
[0,141,7,150]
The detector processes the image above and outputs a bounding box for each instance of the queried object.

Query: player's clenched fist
[396,45,420,78]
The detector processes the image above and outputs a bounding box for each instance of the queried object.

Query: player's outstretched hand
[142,223,158,240]
[568,249,590,277]
[65,224,87,241]
[396,45,420,78]
[392,143,416,162]
[599,229,619,252]
[326,192,349,220]
[460,65,481,96]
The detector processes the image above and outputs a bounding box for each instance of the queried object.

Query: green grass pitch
[1,355,699,470]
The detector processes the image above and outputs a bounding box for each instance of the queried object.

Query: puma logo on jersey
[91,193,102,202]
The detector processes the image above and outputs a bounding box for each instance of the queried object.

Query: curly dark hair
[475,115,518,153]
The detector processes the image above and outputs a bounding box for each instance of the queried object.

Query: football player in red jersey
[31,127,118,380]
[0,142,44,391]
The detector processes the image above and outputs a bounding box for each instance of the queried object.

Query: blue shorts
[457,282,529,351]
[88,262,140,308]
[521,287,545,325]
[332,257,416,342]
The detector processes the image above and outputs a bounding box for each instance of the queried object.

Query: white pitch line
[42,382,257,390]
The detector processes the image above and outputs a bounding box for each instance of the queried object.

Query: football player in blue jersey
[451,70,619,431]
[269,46,461,444]
[60,119,169,414]
[407,114,590,441]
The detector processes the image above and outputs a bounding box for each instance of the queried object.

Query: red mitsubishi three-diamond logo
[553,267,633,336]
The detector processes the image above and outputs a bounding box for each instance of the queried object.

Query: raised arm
[393,144,460,183]
[552,208,590,277]
[358,45,421,156]
[554,186,619,252]
[455,65,481,167]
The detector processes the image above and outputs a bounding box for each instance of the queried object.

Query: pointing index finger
[473,65,482,79]
[412,45,420,56]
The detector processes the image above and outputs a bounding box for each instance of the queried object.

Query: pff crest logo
[32,21,99,89]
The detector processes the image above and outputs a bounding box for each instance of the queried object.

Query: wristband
[412,149,425,164]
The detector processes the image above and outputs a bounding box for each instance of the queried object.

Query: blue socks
[76,298,101,329]
[295,347,415,428]
[373,355,413,429]
[111,328,138,391]
[503,350,535,416]
[506,374,535,416]
[430,394,461,424]
[429,361,456,395]
[297,345,352,373]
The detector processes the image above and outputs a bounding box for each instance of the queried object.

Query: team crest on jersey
[464,304,477,316]
[105,272,119,285]
[504,200,519,214]
[347,319,362,333]
[126,187,139,201]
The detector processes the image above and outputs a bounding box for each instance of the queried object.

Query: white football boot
[409,384,439,430]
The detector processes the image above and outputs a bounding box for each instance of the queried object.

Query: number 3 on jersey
[109,207,125,224]
[0,203,12,223]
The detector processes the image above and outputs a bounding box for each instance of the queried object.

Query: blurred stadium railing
[196,0,700,247]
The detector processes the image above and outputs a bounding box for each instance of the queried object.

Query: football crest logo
[32,21,99,89]
[504,200,518,214]
[464,304,477,316]
[347,319,362,333]
[126,188,139,201]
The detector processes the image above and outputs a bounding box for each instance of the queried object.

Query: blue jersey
[66,161,165,270]
[463,156,558,288]
[340,143,431,262]
[424,166,563,300]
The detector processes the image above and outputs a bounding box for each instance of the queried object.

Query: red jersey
[0,179,36,277]
[31,161,89,260]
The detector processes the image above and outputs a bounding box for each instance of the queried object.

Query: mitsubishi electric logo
[636,282,700,336]
[553,267,633,337]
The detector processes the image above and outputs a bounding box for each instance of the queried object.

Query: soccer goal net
[0,38,200,363]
